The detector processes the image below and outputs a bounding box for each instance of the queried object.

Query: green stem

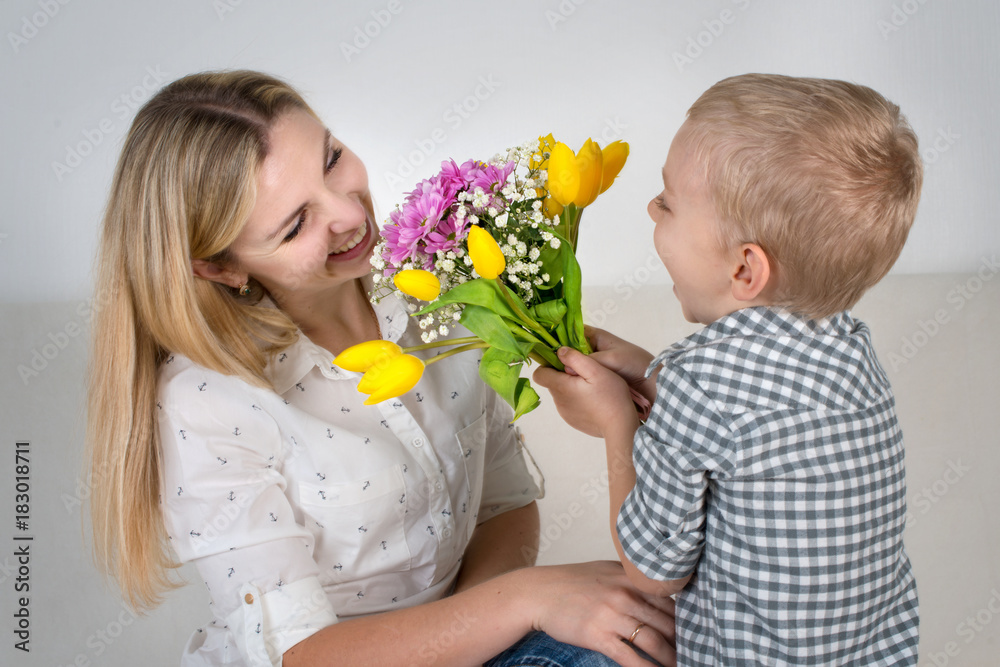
[425,341,491,365]
[402,336,481,353]
[495,280,562,349]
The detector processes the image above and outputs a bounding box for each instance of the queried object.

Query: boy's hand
[585,327,659,404]
[533,347,641,439]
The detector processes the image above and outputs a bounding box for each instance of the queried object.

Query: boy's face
[648,121,738,325]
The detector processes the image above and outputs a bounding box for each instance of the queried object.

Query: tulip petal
[542,196,563,218]
[546,142,580,207]
[333,340,402,372]
[573,138,603,207]
[393,269,441,301]
[467,225,506,280]
[599,141,629,194]
[360,354,425,404]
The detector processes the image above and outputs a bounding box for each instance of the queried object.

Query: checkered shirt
[618,307,919,666]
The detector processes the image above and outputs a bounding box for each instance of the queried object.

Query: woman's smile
[328,216,375,262]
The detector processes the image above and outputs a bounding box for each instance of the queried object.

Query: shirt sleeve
[617,362,735,581]
[475,384,542,524]
[158,363,336,665]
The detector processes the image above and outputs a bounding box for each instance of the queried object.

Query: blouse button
[244,593,254,605]
[412,437,424,448]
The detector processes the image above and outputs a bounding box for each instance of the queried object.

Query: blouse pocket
[297,465,411,583]
[456,410,489,539]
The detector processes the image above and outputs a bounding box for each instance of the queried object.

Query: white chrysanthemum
[528,247,541,261]
[550,238,561,249]
[487,206,498,217]
[495,212,509,228]
[421,330,438,343]
[440,259,455,272]
[542,273,550,282]
[438,325,449,336]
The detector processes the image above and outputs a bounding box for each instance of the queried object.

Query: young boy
[534,74,922,665]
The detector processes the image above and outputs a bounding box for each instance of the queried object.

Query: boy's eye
[326,147,343,174]
[654,196,670,212]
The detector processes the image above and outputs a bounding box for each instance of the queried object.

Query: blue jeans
[484,631,629,667]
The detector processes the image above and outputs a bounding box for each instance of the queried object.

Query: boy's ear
[731,243,771,302]
[191,258,246,289]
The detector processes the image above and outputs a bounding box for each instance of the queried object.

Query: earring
[237,282,252,297]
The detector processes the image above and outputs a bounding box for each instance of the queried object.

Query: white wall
[1,0,998,303]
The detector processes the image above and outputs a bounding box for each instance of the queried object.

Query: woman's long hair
[87,70,312,611]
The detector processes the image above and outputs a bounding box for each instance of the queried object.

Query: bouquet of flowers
[334,134,628,419]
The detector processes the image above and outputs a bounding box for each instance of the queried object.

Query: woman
[87,70,674,666]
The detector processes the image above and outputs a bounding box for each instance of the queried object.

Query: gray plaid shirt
[618,307,919,666]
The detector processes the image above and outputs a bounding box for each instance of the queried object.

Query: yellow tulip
[393,269,441,301]
[531,133,556,170]
[333,340,401,372]
[546,142,580,207]
[573,139,603,208]
[359,353,425,405]
[542,196,563,218]
[599,141,629,194]
[467,225,506,280]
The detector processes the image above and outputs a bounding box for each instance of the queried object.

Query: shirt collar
[266,289,411,395]
[646,306,861,377]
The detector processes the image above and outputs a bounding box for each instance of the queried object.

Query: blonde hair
[685,73,923,318]
[87,70,313,611]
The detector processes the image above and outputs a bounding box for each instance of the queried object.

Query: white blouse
[157,293,542,666]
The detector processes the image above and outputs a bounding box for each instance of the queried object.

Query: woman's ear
[731,243,771,303]
[191,258,245,289]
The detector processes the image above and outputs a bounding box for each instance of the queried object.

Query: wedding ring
[628,622,645,644]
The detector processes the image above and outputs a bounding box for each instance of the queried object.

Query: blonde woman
[87,70,675,667]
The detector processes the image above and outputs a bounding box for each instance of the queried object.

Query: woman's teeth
[330,224,367,254]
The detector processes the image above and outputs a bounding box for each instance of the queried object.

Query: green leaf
[477,348,540,421]
[478,347,524,405]
[536,242,566,288]
[528,299,567,327]
[459,305,532,359]
[559,231,591,354]
[512,378,540,420]
[417,279,518,321]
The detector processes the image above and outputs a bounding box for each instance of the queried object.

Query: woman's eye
[326,147,343,174]
[283,211,306,242]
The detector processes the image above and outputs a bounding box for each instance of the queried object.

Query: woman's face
[228,108,377,303]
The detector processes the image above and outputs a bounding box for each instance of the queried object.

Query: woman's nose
[322,191,367,233]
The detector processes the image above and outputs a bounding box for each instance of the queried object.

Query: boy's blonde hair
[685,73,922,318]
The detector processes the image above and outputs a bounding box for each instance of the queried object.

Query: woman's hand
[517,560,676,667]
